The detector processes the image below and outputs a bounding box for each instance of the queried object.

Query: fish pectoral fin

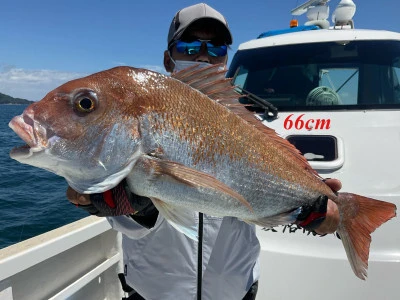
[146,156,253,212]
[246,207,301,228]
[151,197,198,241]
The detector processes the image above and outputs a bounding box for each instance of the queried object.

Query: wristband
[296,195,328,231]
[90,180,137,217]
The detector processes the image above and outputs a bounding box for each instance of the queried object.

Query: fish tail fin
[336,192,396,280]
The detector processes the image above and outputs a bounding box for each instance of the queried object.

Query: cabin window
[228,40,400,111]
[319,68,358,105]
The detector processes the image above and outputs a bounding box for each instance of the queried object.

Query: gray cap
[167,3,232,48]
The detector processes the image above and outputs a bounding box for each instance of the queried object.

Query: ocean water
[0,105,87,249]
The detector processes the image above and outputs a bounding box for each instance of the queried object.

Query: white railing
[0,216,123,300]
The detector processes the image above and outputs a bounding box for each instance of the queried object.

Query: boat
[1,0,399,298]
[0,217,123,299]
[226,0,400,298]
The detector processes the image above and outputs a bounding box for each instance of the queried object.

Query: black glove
[76,179,154,217]
[295,195,328,231]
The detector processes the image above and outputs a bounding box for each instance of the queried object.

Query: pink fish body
[9,65,396,280]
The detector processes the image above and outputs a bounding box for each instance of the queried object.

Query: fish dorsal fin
[172,64,319,176]
[172,64,239,101]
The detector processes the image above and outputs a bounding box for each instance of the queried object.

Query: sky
[1,0,399,101]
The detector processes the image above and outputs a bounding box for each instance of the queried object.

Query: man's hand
[295,178,341,235]
[66,182,137,216]
[66,181,155,217]
[66,186,101,215]
[66,186,91,205]
[314,178,341,235]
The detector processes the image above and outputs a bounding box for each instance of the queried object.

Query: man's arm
[67,178,341,234]
[66,180,159,229]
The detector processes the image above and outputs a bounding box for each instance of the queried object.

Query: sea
[0,105,87,249]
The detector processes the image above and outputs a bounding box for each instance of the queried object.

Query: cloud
[0,67,87,101]
[0,64,167,101]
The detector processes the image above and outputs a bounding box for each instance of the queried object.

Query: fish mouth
[9,114,49,159]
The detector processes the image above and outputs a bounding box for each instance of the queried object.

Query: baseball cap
[167,3,233,48]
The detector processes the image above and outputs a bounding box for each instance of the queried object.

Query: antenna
[291,0,331,29]
[291,0,329,16]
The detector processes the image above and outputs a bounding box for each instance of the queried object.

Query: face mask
[173,60,212,72]
[168,52,225,73]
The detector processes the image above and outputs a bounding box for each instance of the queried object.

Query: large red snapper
[9,65,396,280]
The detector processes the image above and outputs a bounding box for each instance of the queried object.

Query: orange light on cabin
[290,19,299,28]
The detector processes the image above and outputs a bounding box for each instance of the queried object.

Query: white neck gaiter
[168,52,212,72]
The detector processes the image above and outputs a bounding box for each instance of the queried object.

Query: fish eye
[73,91,97,113]
[77,97,94,111]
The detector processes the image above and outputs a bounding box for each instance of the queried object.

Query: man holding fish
[10,2,394,300]
[64,3,342,299]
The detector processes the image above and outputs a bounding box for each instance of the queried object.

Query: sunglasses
[174,39,228,57]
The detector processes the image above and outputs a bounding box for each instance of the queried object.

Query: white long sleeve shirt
[107,212,260,300]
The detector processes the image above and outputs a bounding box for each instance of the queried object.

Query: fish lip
[9,115,38,149]
[9,114,50,158]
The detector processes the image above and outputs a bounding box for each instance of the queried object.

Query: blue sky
[1,0,399,100]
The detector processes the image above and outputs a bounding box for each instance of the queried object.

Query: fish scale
[146,86,327,207]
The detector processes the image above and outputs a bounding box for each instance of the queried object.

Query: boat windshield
[227,40,400,111]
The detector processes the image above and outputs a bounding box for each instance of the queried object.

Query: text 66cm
[283,114,331,130]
